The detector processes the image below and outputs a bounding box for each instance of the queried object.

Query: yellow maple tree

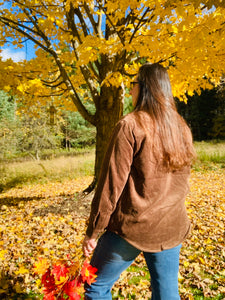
[0,0,224,183]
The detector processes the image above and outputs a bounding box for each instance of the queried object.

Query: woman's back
[84,63,196,300]
[106,111,192,252]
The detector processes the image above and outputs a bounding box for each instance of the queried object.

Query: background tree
[0,92,63,161]
[0,0,225,185]
[212,78,225,139]
[0,90,15,121]
[0,91,18,159]
[176,84,225,140]
[62,102,96,149]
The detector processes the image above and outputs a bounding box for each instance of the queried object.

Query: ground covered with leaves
[0,167,224,299]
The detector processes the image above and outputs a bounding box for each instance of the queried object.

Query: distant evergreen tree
[0,92,18,159]
[62,101,96,149]
[211,82,225,138]
[176,87,225,140]
[0,91,15,122]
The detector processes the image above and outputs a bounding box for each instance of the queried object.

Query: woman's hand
[82,235,97,257]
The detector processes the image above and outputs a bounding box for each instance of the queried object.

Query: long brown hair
[135,63,196,170]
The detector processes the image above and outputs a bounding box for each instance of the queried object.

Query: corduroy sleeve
[85,118,135,239]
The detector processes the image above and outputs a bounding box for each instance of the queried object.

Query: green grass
[188,288,225,300]
[0,148,95,191]
[194,140,225,163]
[192,140,225,171]
[126,264,150,285]
[1,141,225,191]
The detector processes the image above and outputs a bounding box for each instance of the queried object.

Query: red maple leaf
[42,268,57,295]
[63,278,83,300]
[52,263,69,281]
[81,260,97,285]
[43,290,55,300]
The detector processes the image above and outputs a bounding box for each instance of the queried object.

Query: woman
[82,63,196,300]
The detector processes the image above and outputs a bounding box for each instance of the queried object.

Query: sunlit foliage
[0,0,224,114]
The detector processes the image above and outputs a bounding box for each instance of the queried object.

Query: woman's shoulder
[116,111,153,142]
[120,111,153,132]
[120,111,151,125]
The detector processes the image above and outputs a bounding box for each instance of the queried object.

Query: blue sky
[0,39,36,62]
[0,1,35,62]
[0,2,216,63]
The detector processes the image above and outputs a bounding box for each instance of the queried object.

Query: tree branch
[65,3,82,43]
[129,7,152,43]
[65,3,100,106]
[0,17,51,54]
[42,80,64,89]
[74,7,89,37]
[51,50,96,126]
[103,12,125,45]
[83,3,97,34]
[21,6,53,51]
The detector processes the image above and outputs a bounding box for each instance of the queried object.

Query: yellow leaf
[33,258,49,275]
[14,282,24,294]
[56,19,63,26]
[17,84,26,93]
[183,261,190,267]
[4,85,11,92]
[198,257,205,265]
[0,250,7,260]
[172,25,178,33]
[178,272,184,283]
[4,66,13,70]
[29,78,42,87]
[15,266,29,275]
[35,278,41,289]
[48,16,55,22]
[205,238,212,244]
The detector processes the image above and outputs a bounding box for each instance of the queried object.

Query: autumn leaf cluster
[33,257,97,300]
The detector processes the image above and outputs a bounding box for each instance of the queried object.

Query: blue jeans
[85,231,181,300]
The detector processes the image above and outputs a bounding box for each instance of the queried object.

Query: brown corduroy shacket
[86,111,192,252]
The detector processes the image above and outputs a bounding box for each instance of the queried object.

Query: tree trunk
[94,84,124,186]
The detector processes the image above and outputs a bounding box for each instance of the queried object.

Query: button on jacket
[86,111,192,252]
